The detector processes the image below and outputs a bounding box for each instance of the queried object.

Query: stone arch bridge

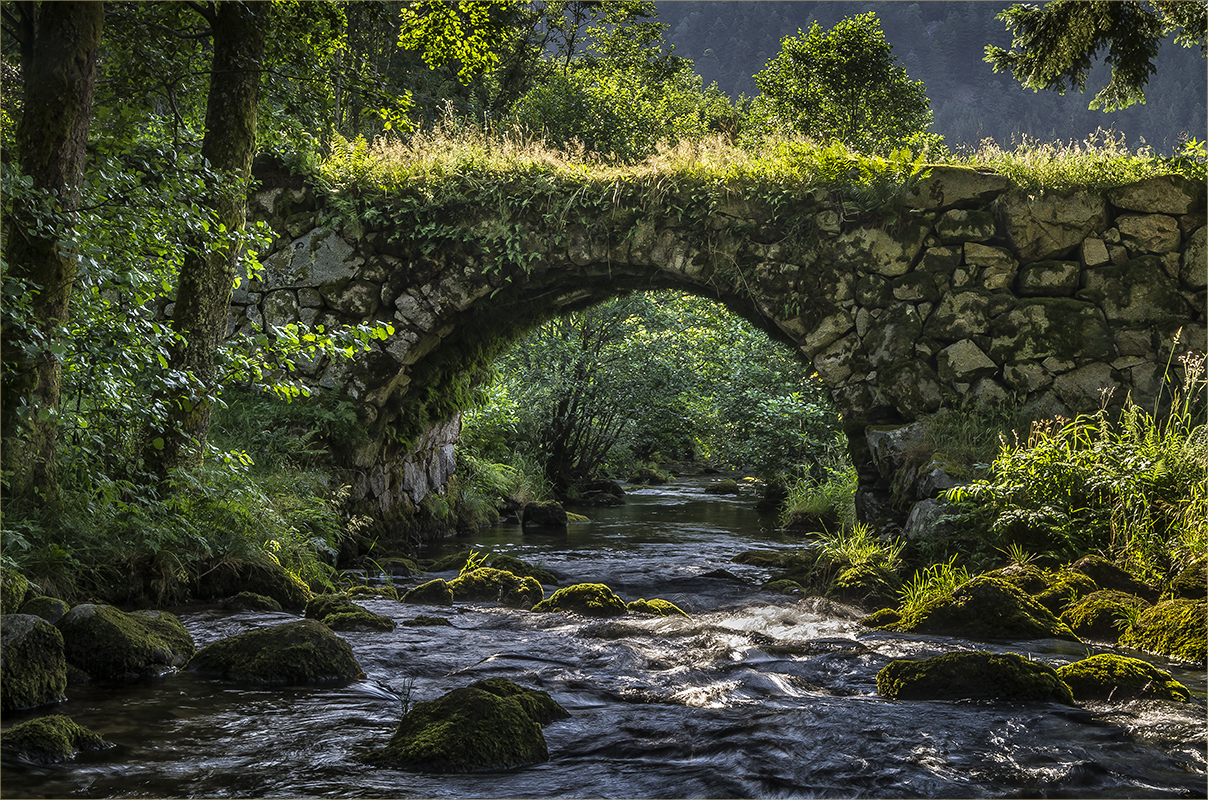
[239,166,1205,539]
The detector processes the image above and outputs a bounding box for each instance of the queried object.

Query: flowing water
[3,480,1205,798]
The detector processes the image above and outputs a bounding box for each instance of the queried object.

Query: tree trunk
[148,1,267,473]
[0,1,104,502]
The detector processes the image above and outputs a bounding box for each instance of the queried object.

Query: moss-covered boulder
[892,576,1081,642]
[1,614,67,711]
[626,598,689,618]
[403,579,455,606]
[877,651,1075,704]
[1056,654,1191,702]
[762,579,804,595]
[1169,559,1207,600]
[187,619,362,685]
[734,550,795,569]
[56,604,195,680]
[368,678,568,772]
[322,606,397,632]
[373,557,421,577]
[222,592,283,613]
[859,607,903,628]
[1,715,108,763]
[489,555,559,586]
[1,567,30,615]
[1059,590,1150,641]
[1118,599,1207,664]
[531,583,627,616]
[448,568,544,609]
[1031,569,1099,616]
[705,479,741,495]
[192,560,309,612]
[830,563,903,609]
[18,595,70,624]
[984,564,1049,596]
[522,501,568,530]
[305,593,355,620]
[630,467,670,485]
[1070,555,1158,602]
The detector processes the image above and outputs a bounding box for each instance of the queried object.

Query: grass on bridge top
[314,124,1205,202]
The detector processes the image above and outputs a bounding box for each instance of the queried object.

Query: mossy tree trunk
[0,2,104,502]
[147,1,267,473]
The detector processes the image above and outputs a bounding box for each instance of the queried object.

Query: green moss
[322,606,397,632]
[531,583,627,616]
[489,555,559,586]
[368,679,566,772]
[403,616,453,627]
[1,567,30,615]
[859,607,902,628]
[626,598,690,618]
[1169,559,1207,600]
[305,593,355,620]
[1059,590,1150,641]
[374,557,422,577]
[630,467,670,485]
[187,619,363,685]
[193,560,310,612]
[893,575,1081,643]
[18,595,69,624]
[448,567,544,609]
[1,614,67,711]
[1056,654,1191,702]
[1,714,108,763]
[402,579,454,606]
[831,563,902,609]
[877,651,1075,704]
[222,592,284,612]
[762,579,804,595]
[1070,555,1156,601]
[56,604,195,679]
[705,479,741,495]
[983,564,1049,596]
[1118,599,1207,664]
[1032,570,1099,616]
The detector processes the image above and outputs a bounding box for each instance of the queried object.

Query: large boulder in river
[532,583,627,616]
[1,714,109,763]
[1056,654,1190,702]
[192,560,310,612]
[368,678,568,772]
[891,575,1081,642]
[188,619,361,685]
[877,651,1074,704]
[402,579,454,606]
[1059,590,1150,641]
[1117,598,1206,665]
[448,568,544,609]
[56,604,195,680]
[522,501,568,530]
[1,614,67,711]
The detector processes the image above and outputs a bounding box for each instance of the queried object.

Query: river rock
[368,678,569,772]
[188,619,362,685]
[1,614,67,711]
[192,560,310,612]
[1117,598,1206,664]
[522,501,568,530]
[222,592,284,613]
[1056,653,1190,702]
[447,567,544,609]
[19,595,70,624]
[402,579,454,606]
[56,605,195,680]
[626,598,690,617]
[532,583,628,616]
[891,575,1081,642]
[1069,555,1158,602]
[1059,590,1150,641]
[877,651,1075,704]
[489,555,559,586]
[1,714,109,763]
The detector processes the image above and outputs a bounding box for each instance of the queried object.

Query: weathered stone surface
[187,619,362,685]
[989,298,1113,363]
[904,166,1014,210]
[1116,213,1181,253]
[262,289,301,326]
[935,209,996,243]
[891,272,939,303]
[923,291,992,340]
[263,228,361,288]
[1052,362,1119,411]
[866,422,926,481]
[829,222,928,277]
[522,501,568,530]
[1080,256,1190,326]
[1081,237,1110,267]
[892,575,1081,642]
[1003,361,1052,393]
[1,614,67,711]
[901,498,951,539]
[878,651,1074,704]
[864,304,923,368]
[1107,175,1203,215]
[918,245,962,274]
[995,189,1109,262]
[882,361,945,417]
[1017,260,1080,296]
[1182,226,1206,289]
[57,605,195,680]
[937,339,996,382]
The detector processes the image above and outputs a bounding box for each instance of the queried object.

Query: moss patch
[368,679,567,772]
[1,614,67,711]
[626,598,690,618]
[306,593,355,620]
[1118,599,1207,664]
[531,583,627,616]
[489,555,559,586]
[1056,654,1191,702]
[734,550,795,569]
[1031,570,1099,616]
[403,579,454,606]
[1169,559,1207,600]
[1,715,108,763]
[56,604,195,679]
[18,595,70,624]
[983,564,1049,596]
[1070,555,1157,602]
[705,479,741,495]
[347,585,400,601]
[893,575,1081,642]
[762,579,803,595]
[187,619,362,685]
[830,563,902,609]
[193,560,310,612]
[877,651,1075,704]
[222,592,284,613]
[1059,590,1150,641]
[1,567,30,615]
[322,606,397,632]
[859,607,902,628]
[448,567,544,609]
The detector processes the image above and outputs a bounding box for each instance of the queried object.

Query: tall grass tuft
[898,555,971,614]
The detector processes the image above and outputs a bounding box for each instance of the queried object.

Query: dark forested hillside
[658,1,1207,152]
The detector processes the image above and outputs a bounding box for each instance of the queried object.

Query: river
[3,480,1205,798]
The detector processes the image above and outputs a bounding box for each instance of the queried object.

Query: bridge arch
[241,166,1205,537]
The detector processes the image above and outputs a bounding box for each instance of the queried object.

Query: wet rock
[1032,569,1099,616]
[630,467,670,485]
[532,583,627,616]
[427,550,473,572]
[705,479,741,495]
[402,579,454,606]
[1,714,109,763]
[1,614,67,711]
[1056,653,1190,702]
[306,593,356,620]
[18,595,70,624]
[830,563,902,609]
[522,501,568,530]
[187,619,362,685]
[891,575,1081,642]
[403,616,452,627]
[859,607,902,628]
[347,585,400,601]
[626,598,690,618]
[489,555,559,586]
[368,678,569,772]
[1069,555,1158,602]
[1117,598,1206,664]
[1059,590,1150,641]
[222,592,283,613]
[322,605,397,632]
[983,564,1049,596]
[877,651,1075,704]
[448,567,544,609]
[57,605,195,680]
[762,579,804,595]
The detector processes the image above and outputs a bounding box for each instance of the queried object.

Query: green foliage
[749,12,934,154]
[898,555,972,615]
[817,522,904,572]
[780,456,857,529]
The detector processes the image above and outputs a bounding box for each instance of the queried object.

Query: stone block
[1080,255,1190,325]
[1181,226,1206,289]
[918,245,963,274]
[1017,260,1080,296]
[891,272,939,303]
[324,280,381,316]
[937,339,997,382]
[1116,213,1180,253]
[923,291,993,340]
[828,222,929,277]
[989,298,1114,363]
[262,289,300,326]
[1081,238,1110,267]
[1003,361,1052,392]
[1106,175,1203,215]
[995,189,1109,262]
[964,242,1017,269]
[864,304,923,367]
[904,166,1014,210]
[935,209,996,243]
[1052,362,1120,411]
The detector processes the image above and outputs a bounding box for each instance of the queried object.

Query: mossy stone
[1059,590,1150,641]
[983,564,1048,596]
[734,550,794,568]
[1118,599,1207,664]
[18,595,70,624]
[56,604,195,679]
[374,557,421,577]
[1,567,30,615]
[222,592,284,613]
[193,560,310,612]
[893,575,1081,642]
[322,606,397,632]
[705,479,741,495]
[1,714,108,763]
[831,563,902,609]
[1070,555,1157,602]
[877,651,1075,704]
[630,467,670,485]
[626,598,689,618]
[1,614,67,711]
[859,607,902,628]
[1032,570,1099,616]
[762,579,803,595]
[1169,559,1207,600]
[531,583,627,616]
[489,555,559,586]
[1056,654,1191,702]
[448,568,543,609]
[369,679,567,772]
[403,579,454,606]
[306,593,355,620]
[188,619,362,685]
